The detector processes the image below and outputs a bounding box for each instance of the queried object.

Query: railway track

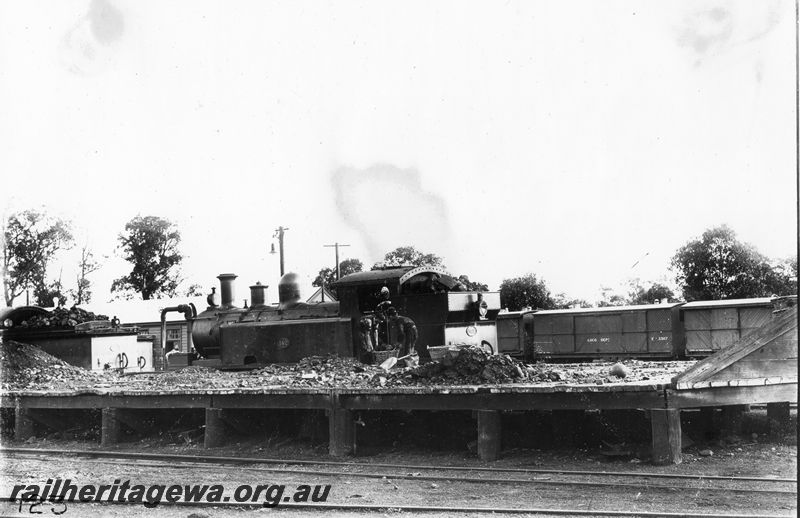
[3,448,796,499]
[5,447,795,482]
[0,499,796,518]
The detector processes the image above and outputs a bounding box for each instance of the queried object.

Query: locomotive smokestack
[217,273,238,309]
[250,281,268,308]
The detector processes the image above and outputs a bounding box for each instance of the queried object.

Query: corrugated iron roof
[533,302,682,315]
[78,296,209,325]
[333,267,413,286]
[0,306,50,327]
[680,297,776,310]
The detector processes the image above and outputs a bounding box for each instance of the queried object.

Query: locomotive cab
[335,266,501,353]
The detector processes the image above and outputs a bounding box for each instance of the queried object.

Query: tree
[671,225,793,301]
[184,283,204,297]
[111,216,183,300]
[2,209,73,306]
[313,258,364,297]
[770,256,797,296]
[596,286,627,307]
[456,274,489,292]
[626,279,677,305]
[33,271,67,307]
[552,293,592,309]
[499,273,557,311]
[70,244,102,305]
[373,246,445,269]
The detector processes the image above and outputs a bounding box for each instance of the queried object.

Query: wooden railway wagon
[680,296,796,357]
[496,296,796,361]
[525,303,684,360]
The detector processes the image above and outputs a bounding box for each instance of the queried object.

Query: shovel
[380,353,415,371]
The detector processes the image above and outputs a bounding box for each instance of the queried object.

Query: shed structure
[656,306,798,464]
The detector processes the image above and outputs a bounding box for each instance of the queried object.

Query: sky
[1,0,797,306]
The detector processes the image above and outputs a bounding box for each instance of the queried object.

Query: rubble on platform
[0,341,693,393]
[0,340,111,391]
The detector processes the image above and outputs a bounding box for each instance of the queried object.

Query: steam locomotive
[180,267,502,369]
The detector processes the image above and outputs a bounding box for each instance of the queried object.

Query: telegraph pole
[272,226,289,277]
[323,242,350,280]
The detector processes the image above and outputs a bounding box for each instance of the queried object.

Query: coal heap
[391,347,526,385]
[16,306,108,329]
[0,340,105,391]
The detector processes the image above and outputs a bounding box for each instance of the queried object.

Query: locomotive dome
[278,272,302,307]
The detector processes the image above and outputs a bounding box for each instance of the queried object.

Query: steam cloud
[330,164,451,264]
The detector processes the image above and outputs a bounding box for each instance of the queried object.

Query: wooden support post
[328,408,354,457]
[650,409,681,465]
[14,406,35,442]
[721,405,746,436]
[101,408,123,446]
[204,408,226,448]
[767,403,790,435]
[477,410,502,461]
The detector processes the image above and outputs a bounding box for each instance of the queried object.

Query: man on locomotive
[374,286,393,348]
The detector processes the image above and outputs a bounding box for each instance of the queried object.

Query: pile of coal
[0,340,105,391]
[390,346,527,385]
[16,306,109,329]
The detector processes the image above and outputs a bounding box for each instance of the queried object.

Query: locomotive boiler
[178,267,502,369]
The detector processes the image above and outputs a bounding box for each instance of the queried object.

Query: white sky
[1,0,797,305]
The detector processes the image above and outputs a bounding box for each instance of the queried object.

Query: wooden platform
[1,308,796,464]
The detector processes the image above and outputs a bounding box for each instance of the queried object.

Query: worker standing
[374,286,393,348]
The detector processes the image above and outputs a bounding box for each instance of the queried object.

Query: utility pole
[271,226,289,277]
[323,242,350,280]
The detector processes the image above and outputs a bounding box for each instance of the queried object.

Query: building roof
[306,285,337,303]
[333,267,413,286]
[0,306,50,327]
[78,296,209,325]
[533,302,682,315]
[680,297,776,310]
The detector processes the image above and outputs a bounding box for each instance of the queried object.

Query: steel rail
[0,497,794,517]
[3,447,795,484]
[4,451,796,496]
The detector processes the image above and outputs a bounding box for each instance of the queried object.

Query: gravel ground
[1,437,795,517]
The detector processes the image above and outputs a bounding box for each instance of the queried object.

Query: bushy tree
[373,246,445,269]
[313,258,364,297]
[184,283,204,297]
[627,279,677,305]
[499,273,556,311]
[456,274,489,292]
[2,209,73,306]
[596,286,627,307]
[552,293,592,309]
[672,225,793,301]
[771,256,797,296]
[111,216,183,300]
